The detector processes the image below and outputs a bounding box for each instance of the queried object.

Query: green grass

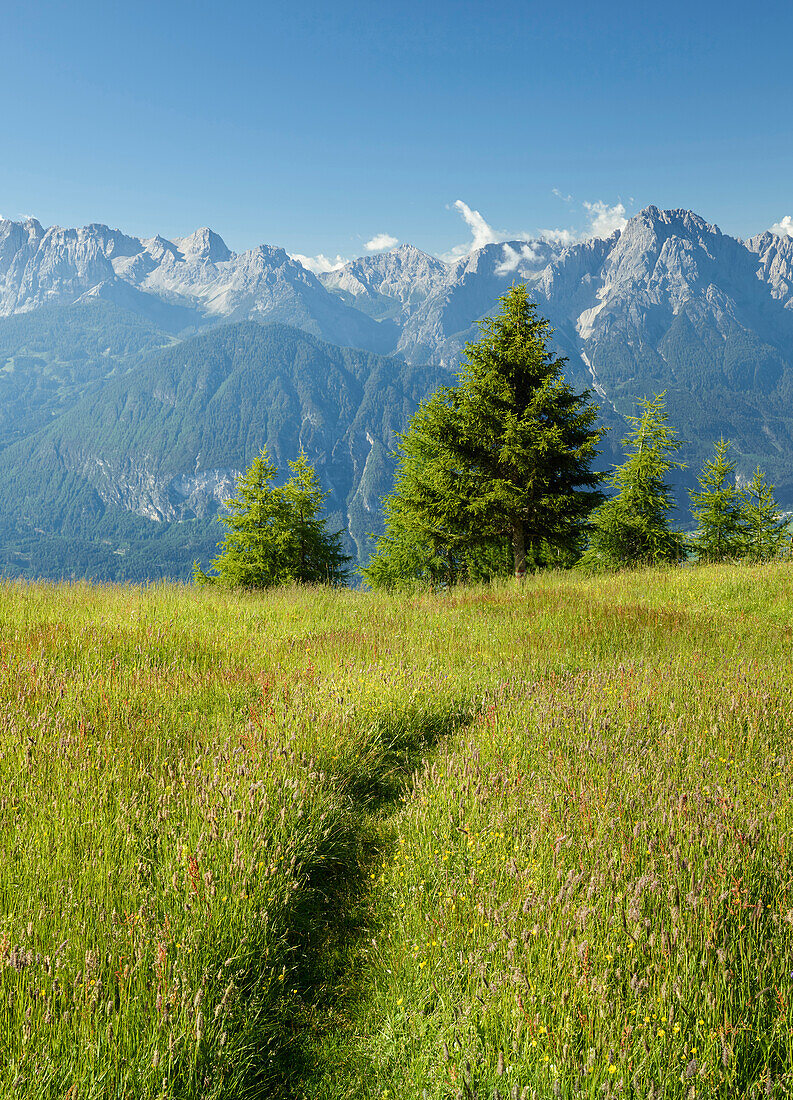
[1,567,792,1098]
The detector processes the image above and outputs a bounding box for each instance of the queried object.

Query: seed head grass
[0,566,791,1099]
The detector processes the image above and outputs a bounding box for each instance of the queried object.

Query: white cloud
[290,252,348,275]
[365,232,398,251]
[441,201,502,260]
[540,199,628,246]
[442,200,532,261]
[495,242,541,275]
[583,200,628,238]
[538,226,578,246]
[770,215,793,239]
[441,196,629,264]
[453,200,501,251]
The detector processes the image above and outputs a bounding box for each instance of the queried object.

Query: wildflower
[608,1065,617,1075]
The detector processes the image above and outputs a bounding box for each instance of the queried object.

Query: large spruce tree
[364,285,604,586]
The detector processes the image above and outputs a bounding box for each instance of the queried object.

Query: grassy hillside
[1,567,792,1098]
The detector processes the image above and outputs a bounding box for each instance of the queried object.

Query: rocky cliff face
[320,243,450,321]
[4,208,792,375]
[320,208,793,375]
[0,218,392,351]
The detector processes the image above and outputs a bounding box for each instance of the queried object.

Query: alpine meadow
[4,0,793,1093]
[3,277,793,1099]
[2,567,793,1099]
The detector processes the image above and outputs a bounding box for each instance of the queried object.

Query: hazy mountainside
[0,300,172,446]
[0,323,447,580]
[0,218,394,352]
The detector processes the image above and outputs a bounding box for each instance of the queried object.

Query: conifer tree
[364,285,604,587]
[741,466,788,562]
[281,452,351,583]
[363,391,510,590]
[689,438,748,563]
[580,392,686,570]
[193,449,349,587]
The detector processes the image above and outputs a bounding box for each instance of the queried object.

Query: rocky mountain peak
[320,243,449,314]
[172,227,232,263]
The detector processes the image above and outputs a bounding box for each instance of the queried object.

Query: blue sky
[1,0,790,266]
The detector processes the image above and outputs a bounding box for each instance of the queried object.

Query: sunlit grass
[0,567,792,1098]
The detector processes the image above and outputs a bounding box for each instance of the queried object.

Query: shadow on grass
[246,699,473,1100]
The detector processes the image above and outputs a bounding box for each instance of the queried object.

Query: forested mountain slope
[0,299,172,446]
[0,323,446,580]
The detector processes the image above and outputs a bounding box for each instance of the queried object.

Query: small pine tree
[689,438,748,563]
[193,449,349,588]
[280,452,351,583]
[742,466,788,562]
[580,393,686,570]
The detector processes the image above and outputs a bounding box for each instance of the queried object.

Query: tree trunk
[513,522,526,579]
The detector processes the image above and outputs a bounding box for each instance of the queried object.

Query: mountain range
[0,206,791,580]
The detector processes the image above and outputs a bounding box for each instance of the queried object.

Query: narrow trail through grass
[270,703,473,1098]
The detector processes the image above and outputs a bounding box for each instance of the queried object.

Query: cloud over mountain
[582,200,628,238]
[770,215,793,239]
[541,199,629,244]
[290,252,348,274]
[365,233,398,251]
[444,197,629,260]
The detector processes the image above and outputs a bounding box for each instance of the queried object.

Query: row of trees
[580,397,788,571]
[195,285,788,590]
[364,286,789,588]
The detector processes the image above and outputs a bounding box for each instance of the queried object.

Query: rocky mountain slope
[0,218,393,351]
[322,209,793,497]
